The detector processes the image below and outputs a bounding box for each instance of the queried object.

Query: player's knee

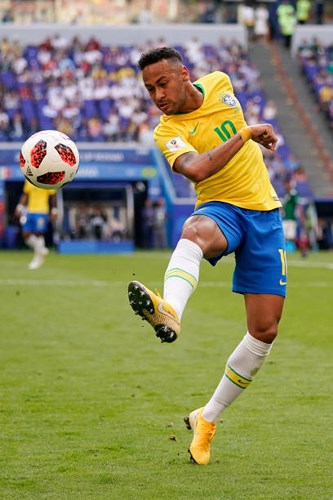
[181,216,227,255]
[181,220,205,248]
[250,322,279,344]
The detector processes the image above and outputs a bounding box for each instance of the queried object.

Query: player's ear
[181,65,190,81]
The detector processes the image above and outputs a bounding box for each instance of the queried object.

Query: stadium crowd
[297,37,333,128]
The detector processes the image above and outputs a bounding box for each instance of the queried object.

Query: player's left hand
[250,124,278,151]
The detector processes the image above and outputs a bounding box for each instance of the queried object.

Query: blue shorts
[192,202,287,297]
[22,213,49,234]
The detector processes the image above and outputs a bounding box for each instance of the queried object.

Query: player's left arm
[173,123,277,182]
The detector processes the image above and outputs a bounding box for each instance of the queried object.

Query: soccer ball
[19,130,80,190]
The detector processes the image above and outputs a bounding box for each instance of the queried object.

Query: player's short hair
[137,47,183,71]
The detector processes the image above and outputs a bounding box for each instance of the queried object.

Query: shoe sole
[184,415,198,464]
[128,281,178,343]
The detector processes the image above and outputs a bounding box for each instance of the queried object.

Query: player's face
[142,59,190,115]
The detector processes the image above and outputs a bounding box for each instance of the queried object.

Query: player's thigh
[22,213,35,234]
[244,293,285,343]
[233,209,287,296]
[181,214,228,258]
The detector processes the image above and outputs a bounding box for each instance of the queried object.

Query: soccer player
[15,180,57,269]
[128,47,287,465]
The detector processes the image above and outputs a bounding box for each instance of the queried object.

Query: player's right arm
[173,123,277,182]
[15,193,28,218]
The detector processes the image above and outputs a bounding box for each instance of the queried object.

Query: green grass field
[0,249,332,499]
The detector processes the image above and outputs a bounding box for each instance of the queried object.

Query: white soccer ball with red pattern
[19,130,80,190]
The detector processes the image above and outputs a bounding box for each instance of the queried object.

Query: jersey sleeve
[154,123,197,169]
[23,180,30,194]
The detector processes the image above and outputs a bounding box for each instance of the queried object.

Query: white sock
[163,239,203,320]
[203,332,273,422]
[25,234,38,250]
[35,236,46,253]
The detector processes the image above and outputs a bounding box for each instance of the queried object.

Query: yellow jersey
[154,71,281,211]
[23,181,56,213]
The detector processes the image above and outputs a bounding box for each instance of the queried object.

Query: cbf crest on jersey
[219,92,238,107]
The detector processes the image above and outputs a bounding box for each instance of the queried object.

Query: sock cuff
[244,332,273,357]
[176,238,203,260]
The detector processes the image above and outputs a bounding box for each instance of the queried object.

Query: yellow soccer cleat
[128,281,180,343]
[184,408,217,465]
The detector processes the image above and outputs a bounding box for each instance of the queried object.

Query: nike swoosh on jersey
[189,123,199,135]
[279,279,287,285]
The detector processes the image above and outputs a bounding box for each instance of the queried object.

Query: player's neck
[182,83,204,113]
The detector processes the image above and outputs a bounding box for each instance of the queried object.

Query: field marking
[0,279,110,287]
[0,279,333,288]
[1,256,332,288]
[287,260,333,269]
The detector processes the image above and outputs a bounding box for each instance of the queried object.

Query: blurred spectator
[73,206,90,239]
[87,116,103,141]
[90,207,107,240]
[142,198,155,248]
[0,107,10,140]
[268,1,280,41]
[2,9,14,22]
[10,111,24,140]
[3,89,20,117]
[103,109,121,142]
[314,0,324,24]
[302,200,319,252]
[262,99,277,122]
[254,4,270,43]
[55,112,75,138]
[317,219,333,249]
[296,0,312,24]
[200,1,218,23]
[281,178,300,252]
[109,208,126,242]
[277,1,297,49]
[284,153,300,172]
[133,1,153,24]
[138,122,155,147]
[153,198,168,249]
[239,1,255,42]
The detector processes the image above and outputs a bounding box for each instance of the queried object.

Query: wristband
[239,127,252,143]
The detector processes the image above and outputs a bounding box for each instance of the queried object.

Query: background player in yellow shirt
[15,180,57,269]
[128,47,286,465]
